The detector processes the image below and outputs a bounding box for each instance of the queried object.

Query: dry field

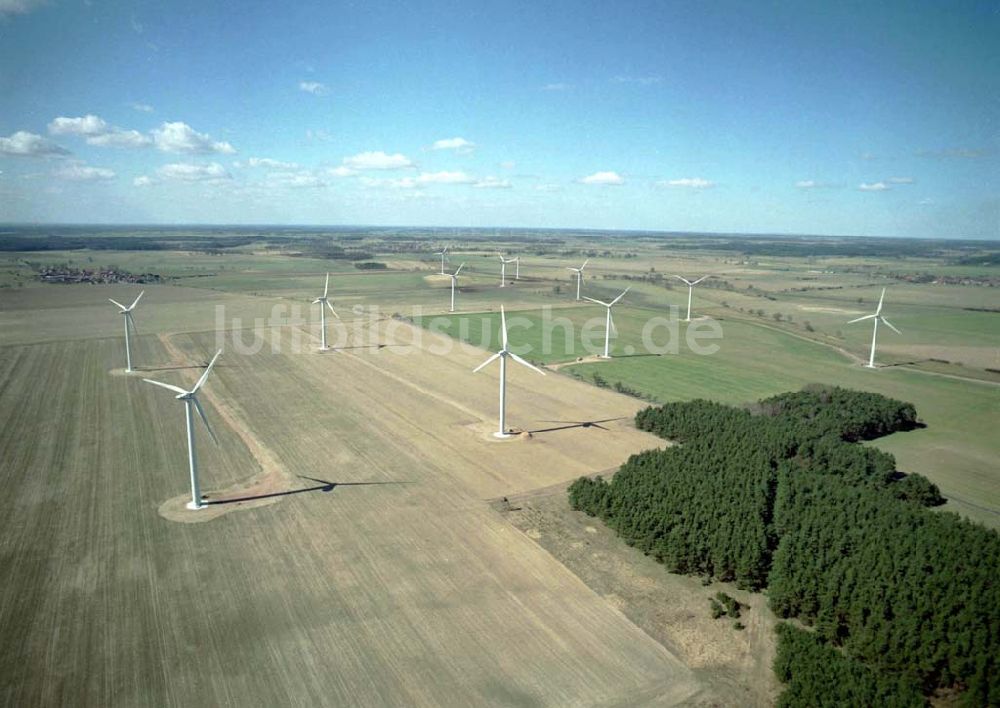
[499,489,780,708]
[0,286,727,707]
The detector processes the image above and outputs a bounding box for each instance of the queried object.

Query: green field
[416,307,1000,529]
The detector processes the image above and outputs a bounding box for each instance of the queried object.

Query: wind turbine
[498,254,517,287]
[447,263,465,313]
[584,287,630,358]
[435,246,449,275]
[144,350,222,510]
[312,273,340,351]
[566,259,589,300]
[473,306,545,438]
[848,288,900,368]
[673,275,709,322]
[108,290,144,372]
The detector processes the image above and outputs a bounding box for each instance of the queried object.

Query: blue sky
[0,0,997,238]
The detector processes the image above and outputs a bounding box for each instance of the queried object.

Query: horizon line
[1,223,996,244]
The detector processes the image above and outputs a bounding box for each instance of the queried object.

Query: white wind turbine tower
[312,273,340,351]
[584,287,630,358]
[848,287,901,369]
[435,245,449,275]
[498,254,517,287]
[513,256,521,280]
[108,290,144,372]
[448,263,466,313]
[144,350,222,510]
[673,275,709,322]
[473,306,545,438]
[566,259,589,300]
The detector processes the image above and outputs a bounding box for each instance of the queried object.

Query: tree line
[569,385,997,706]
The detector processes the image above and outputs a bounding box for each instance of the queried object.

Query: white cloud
[342,150,414,170]
[298,81,328,95]
[887,176,914,184]
[0,131,70,157]
[49,114,153,149]
[133,175,154,187]
[53,162,115,181]
[417,170,474,184]
[326,166,356,177]
[48,114,109,136]
[612,75,662,86]
[359,176,418,189]
[796,180,818,189]
[87,130,152,148]
[306,129,331,142]
[246,157,299,169]
[156,162,231,182]
[535,183,562,192]
[660,177,714,189]
[130,102,154,113]
[541,83,571,91]
[499,160,516,170]
[858,182,890,191]
[265,171,325,188]
[579,171,625,185]
[474,176,512,189]
[152,122,235,154]
[0,0,46,18]
[431,137,475,153]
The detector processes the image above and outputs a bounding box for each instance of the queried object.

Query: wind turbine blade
[580,259,589,269]
[128,290,145,310]
[876,287,886,315]
[323,272,330,298]
[691,276,709,285]
[191,349,222,393]
[610,287,630,305]
[108,298,128,311]
[847,314,876,324]
[312,297,322,305]
[609,311,617,334]
[454,263,465,276]
[473,351,502,373]
[192,396,219,445]
[509,352,545,375]
[672,275,692,286]
[566,267,578,272]
[881,317,901,334]
[500,306,508,350]
[326,300,340,319]
[126,311,139,336]
[583,296,611,306]
[143,378,189,395]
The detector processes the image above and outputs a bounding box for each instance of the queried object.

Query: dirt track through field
[153,333,294,518]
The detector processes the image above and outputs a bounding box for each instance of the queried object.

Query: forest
[569,385,999,706]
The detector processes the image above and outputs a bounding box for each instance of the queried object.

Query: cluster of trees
[709,591,742,620]
[569,385,998,706]
[774,624,925,707]
[661,236,977,259]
